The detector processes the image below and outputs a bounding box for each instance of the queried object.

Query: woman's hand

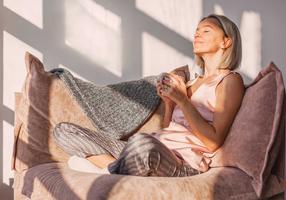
[156,74,175,108]
[160,73,189,106]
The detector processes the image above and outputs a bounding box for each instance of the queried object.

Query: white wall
[0,0,285,199]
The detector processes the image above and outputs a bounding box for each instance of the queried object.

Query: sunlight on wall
[2,31,43,184]
[64,0,122,77]
[240,11,262,83]
[136,0,202,42]
[3,0,43,29]
[142,32,194,76]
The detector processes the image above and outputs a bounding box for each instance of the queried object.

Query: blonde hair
[194,14,242,71]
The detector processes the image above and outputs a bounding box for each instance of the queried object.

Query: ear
[221,37,232,49]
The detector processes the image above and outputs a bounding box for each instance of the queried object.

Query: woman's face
[193,18,227,56]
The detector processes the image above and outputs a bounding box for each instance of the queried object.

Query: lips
[193,40,203,45]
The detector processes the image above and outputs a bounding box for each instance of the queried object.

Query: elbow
[207,145,219,153]
[196,127,226,153]
[206,140,224,153]
[202,132,221,153]
[206,128,226,153]
[161,121,171,129]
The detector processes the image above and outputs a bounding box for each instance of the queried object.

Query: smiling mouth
[194,40,203,44]
[193,41,203,47]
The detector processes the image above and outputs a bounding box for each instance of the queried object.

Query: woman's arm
[156,74,176,128]
[178,73,245,152]
[161,73,244,152]
[159,67,188,128]
[161,103,175,128]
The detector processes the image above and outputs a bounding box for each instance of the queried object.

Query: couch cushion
[210,62,285,197]
[12,52,165,171]
[13,162,286,200]
[13,53,96,171]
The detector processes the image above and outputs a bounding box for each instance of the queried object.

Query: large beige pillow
[13,53,96,171]
[210,62,285,197]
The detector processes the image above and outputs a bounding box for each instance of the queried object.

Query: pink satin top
[152,71,238,172]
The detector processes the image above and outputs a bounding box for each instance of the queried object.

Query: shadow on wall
[1,0,286,199]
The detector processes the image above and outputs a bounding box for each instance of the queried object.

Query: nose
[194,31,200,39]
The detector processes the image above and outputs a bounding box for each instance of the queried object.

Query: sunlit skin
[86,154,115,168]
[88,18,244,169]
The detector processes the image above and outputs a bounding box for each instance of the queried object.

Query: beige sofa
[12,53,286,199]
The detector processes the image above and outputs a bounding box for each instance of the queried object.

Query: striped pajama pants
[53,122,200,177]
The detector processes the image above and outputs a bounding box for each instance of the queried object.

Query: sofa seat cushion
[14,162,286,200]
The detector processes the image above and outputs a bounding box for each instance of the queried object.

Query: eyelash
[195,30,210,35]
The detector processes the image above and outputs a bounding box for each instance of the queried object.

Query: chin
[193,50,203,57]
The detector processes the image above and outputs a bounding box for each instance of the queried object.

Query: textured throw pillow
[210,62,285,197]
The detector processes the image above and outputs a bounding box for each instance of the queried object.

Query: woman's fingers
[157,72,188,105]
[168,73,184,84]
[161,77,174,88]
[158,73,181,96]
[159,72,184,87]
[156,82,163,91]
[161,86,172,96]
[156,83,166,97]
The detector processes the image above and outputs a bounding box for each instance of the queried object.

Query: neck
[201,51,227,78]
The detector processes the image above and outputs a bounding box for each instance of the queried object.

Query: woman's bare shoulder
[216,71,245,97]
[225,71,244,89]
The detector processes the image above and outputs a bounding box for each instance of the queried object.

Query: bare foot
[86,154,116,169]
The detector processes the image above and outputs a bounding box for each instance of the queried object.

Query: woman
[53,14,245,176]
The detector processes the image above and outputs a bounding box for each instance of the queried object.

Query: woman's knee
[128,132,156,145]
[123,133,162,159]
[109,133,163,175]
[127,132,159,146]
[128,132,150,141]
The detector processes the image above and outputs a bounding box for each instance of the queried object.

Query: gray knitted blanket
[50,68,161,139]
